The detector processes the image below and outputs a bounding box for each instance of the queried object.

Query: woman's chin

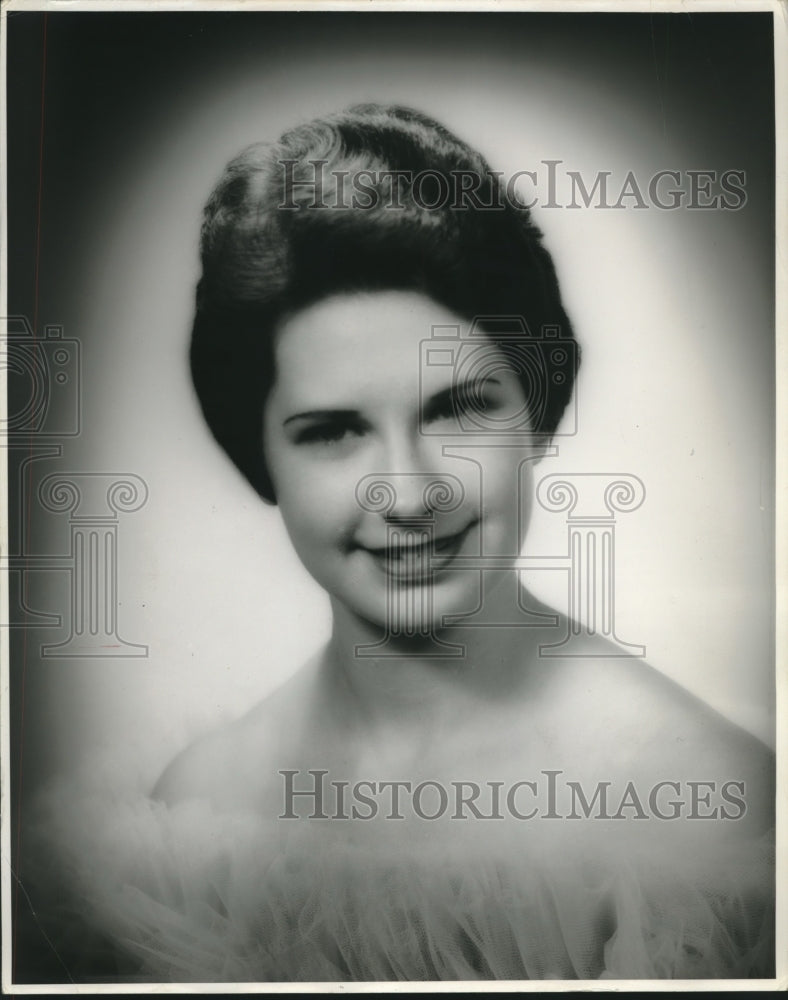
[338,578,479,642]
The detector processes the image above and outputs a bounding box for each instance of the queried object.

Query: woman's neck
[320,573,550,743]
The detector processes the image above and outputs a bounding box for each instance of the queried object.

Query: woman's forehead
[272,290,470,396]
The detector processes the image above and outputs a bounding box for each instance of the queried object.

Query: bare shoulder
[152,654,323,812]
[152,717,248,808]
[535,627,774,835]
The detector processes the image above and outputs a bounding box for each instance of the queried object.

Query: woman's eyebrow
[425,377,502,406]
[283,408,360,427]
[283,379,504,425]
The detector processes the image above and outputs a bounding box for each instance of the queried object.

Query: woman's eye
[295,423,360,446]
[430,396,458,422]
[427,389,502,424]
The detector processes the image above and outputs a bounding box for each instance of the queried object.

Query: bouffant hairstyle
[190,103,579,502]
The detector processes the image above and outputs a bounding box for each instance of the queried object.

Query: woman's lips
[360,521,477,582]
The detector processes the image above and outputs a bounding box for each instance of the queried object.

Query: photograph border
[1,0,785,992]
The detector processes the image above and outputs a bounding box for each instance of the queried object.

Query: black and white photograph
[2,0,783,989]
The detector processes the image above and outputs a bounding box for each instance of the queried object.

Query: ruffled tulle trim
[18,776,774,983]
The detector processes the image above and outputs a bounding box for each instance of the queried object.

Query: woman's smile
[357,520,479,585]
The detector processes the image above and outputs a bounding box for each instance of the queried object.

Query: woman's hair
[190,103,579,502]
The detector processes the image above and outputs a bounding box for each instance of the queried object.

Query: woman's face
[263,290,535,633]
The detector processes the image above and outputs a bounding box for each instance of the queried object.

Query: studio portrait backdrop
[5,7,777,986]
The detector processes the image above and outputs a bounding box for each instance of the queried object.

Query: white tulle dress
[19,769,774,984]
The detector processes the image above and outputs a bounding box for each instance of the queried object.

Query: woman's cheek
[286,468,358,540]
[277,449,336,499]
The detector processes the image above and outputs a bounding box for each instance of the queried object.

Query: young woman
[29,104,774,982]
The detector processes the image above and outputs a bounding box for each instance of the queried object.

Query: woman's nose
[365,435,464,521]
[383,476,431,520]
[379,436,435,517]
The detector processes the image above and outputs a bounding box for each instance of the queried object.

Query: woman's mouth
[361,521,477,583]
